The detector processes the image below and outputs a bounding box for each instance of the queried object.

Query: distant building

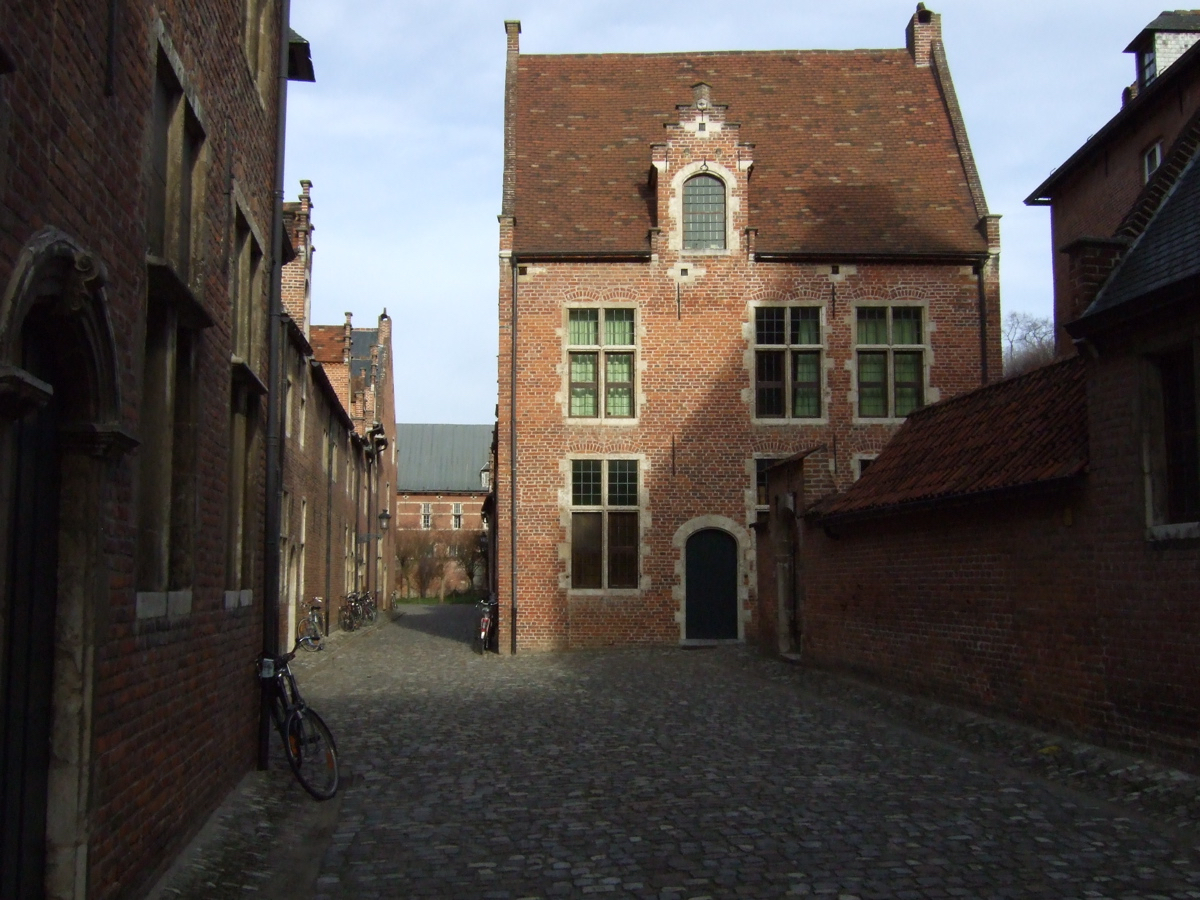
[494,5,1001,651]
[395,424,493,595]
[310,311,398,604]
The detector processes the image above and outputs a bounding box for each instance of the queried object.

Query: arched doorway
[685,528,738,640]
[0,228,130,900]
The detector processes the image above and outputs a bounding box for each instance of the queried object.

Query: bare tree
[1002,311,1056,377]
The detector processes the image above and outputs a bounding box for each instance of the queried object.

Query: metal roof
[396,424,493,492]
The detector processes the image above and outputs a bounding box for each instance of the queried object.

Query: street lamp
[378,509,391,531]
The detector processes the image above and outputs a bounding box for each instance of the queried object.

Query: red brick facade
[0,2,308,898]
[495,8,1001,652]
[760,14,1200,769]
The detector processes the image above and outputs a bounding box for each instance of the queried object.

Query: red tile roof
[814,356,1088,522]
[310,325,344,364]
[513,50,988,256]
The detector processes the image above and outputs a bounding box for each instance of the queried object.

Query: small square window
[1144,141,1163,184]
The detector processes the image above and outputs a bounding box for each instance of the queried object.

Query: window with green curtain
[605,353,633,417]
[892,307,922,345]
[569,352,597,417]
[893,351,924,417]
[791,307,820,345]
[792,351,821,418]
[605,308,634,346]
[858,352,887,417]
[568,308,598,345]
[857,307,888,345]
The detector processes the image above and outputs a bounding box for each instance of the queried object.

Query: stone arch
[0,227,132,900]
[671,515,752,643]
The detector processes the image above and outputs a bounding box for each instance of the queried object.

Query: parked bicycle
[474,592,498,654]
[258,646,339,800]
[359,590,378,625]
[297,597,324,651]
[339,590,378,632]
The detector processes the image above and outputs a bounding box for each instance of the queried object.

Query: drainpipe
[976,262,989,386]
[324,406,333,637]
[259,0,293,770]
[509,259,518,655]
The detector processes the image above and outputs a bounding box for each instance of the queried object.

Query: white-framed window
[421,502,431,530]
[1140,49,1157,86]
[682,173,725,250]
[754,306,823,419]
[856,306,926,419]
[567,307,635,419]
[570,459,638,590]
[452,502,463,530]
[1144,140,1163,184]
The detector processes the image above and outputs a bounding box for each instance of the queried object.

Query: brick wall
[0,2,292,897]
[788,344,1200,767]
[495,254,997,652]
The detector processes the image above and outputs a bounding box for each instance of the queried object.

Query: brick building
[758,14,1200,767]
[494,5,1001,652]
[310,310,397,605]
[277,181,366,645]
[0,2,311,898]
[395,423,493,596]
[1027,10,1200,352]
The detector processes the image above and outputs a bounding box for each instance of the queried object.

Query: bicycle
[474,593,497,654]
[258,646,339,800]
[360,590,378,625]
[339,592,364,632]
[297,597,324,651]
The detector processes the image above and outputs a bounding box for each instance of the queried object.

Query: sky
[282,0,1166,425]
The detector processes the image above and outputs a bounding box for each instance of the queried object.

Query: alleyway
[152,607,1200,900]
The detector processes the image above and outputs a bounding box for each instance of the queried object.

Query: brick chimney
[342,311,352,366]
[906,3,941,67]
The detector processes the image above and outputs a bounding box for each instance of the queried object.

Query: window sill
[567,588,642,598]
[1146,521,1200,543]
[680,249,732,257]
[852,415,909,426]
[565,417,640,426]
[751,417,828,427]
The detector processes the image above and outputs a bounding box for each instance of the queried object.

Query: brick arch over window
[0,226,132,900]
[682,173,726,250]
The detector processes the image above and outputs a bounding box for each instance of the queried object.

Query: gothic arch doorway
[0,228,132,900]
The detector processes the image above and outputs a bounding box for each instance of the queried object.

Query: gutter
[754,250,988,265]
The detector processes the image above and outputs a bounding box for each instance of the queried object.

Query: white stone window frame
[849,301,937,425]
[853,453,879,481]
[748,302,830,426]
[421,502,431,530]
[452,502,463,531]
[668,160,741,256]
[561,304,641,426]
[560,453,649,596]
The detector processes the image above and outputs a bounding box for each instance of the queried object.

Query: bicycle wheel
[339,605,354,632]
[297,617,321,651]
[365,602,378,625]
[284,708,339,800]
[475,613,490,654]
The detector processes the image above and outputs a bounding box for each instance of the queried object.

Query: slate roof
[1124,10,1200,52]
[396,424,493,493]
[813,356,1088,523]
[1080,143,1200,322]
[513,49,988,256]
[310,325,343,364]
[350,328,380,384]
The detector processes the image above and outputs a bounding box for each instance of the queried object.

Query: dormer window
[1144,140,1163,183]
[682,173,725,250]
[1140,48,1157,86]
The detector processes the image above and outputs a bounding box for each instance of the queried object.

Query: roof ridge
[904,355,1082,422]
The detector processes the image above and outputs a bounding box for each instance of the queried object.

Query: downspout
[976,264,989,386]
[324,407,333,637]
[259,0,293,770]
[509,259,518,655]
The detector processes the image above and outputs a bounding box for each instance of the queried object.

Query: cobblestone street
[152,606,1200,900]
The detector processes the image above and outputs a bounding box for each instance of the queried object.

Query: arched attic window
[682,173,726,250]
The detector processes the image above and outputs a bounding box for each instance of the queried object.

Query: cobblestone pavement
[152,606,1200,900]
